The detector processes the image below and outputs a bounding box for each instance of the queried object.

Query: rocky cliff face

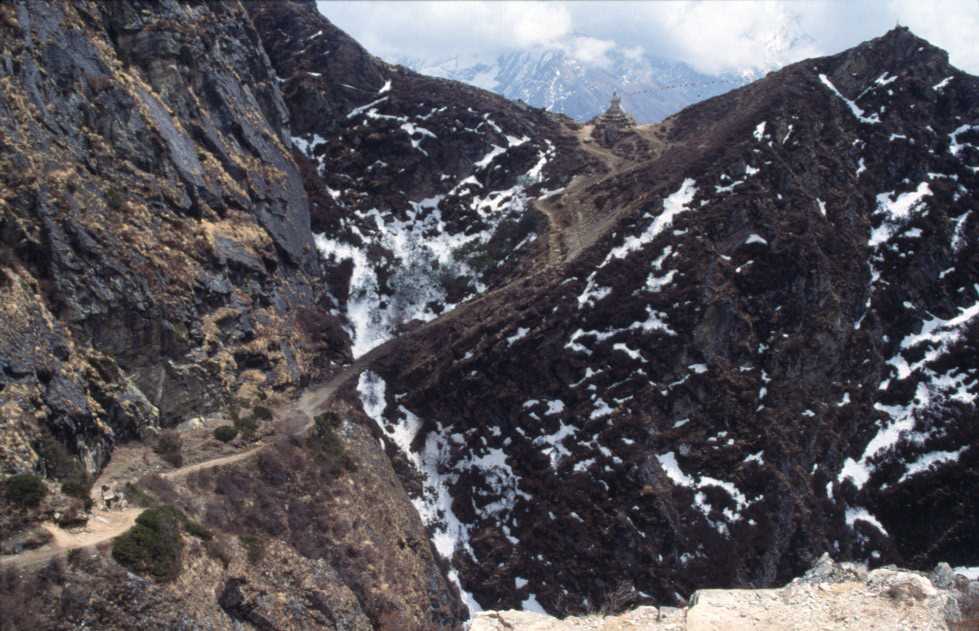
[0,0,350,477]
[368,27,979,614]
[471,558,979,630]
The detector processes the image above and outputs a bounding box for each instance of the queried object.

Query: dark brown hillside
[247,0,587,359]
[368,27,979,614]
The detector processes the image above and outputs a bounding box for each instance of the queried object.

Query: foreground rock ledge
[471,561,975,630]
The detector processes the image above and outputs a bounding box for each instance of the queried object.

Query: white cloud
[317,1,979,75]
[621,45,645,62]
[566,36,617,67]
[318,1,572,62]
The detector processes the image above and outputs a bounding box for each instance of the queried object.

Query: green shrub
[66,547,86,567]
[4,474,47,508]
[112,506,184,581]
[252,406,273,421]
[235,415,258,441]
[213,425,238,443]
[155,431,183,468]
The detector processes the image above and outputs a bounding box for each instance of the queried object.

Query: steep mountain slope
[247,0,584,357]
[0,2,485,628]
[400,46,746,124]
[0,0,348,479]
[364,27,979,614]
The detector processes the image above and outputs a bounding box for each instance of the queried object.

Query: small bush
[144,476,181,507]
[235,415,258,441]
[36,435,78,479]
[239,534,266,565]
[112,505,184,581]
[213,425,238,443]
[155,431,183,468]
[4,474,47,508]
[1,566,19,592]
[187,467,213,491]
[257,448,290,486]
[252,406,273,421]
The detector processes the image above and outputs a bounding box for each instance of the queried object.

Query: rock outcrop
[471,558,979,630]
[0,0,349,478]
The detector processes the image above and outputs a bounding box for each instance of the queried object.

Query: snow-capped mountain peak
[398,44,746,123]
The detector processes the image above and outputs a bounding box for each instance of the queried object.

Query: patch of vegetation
[213,425,239,443]
[452,238,496,277]
[485,209,540,262]
[235,415,258,441]
[125,478,208,543]
[123,481,155,508]
[60,479,93,508]
[154,431,183,468]
[239,534,266,564]
[309,413,355,477]
[229,404,273,442]
[4,474,47,508]
[112,505,184,581]
[36,435,93,508]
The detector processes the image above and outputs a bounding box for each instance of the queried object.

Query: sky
[317,1,979,77]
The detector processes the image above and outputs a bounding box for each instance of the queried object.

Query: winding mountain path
[0,448,269,570]
[0,118,639,571]
[0,344,396,570]
[534,122,667,267]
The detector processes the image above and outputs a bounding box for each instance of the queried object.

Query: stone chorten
[596,92,637,128]
[591,92,637,146]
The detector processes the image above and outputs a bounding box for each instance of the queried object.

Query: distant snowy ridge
[397,47,746,123]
